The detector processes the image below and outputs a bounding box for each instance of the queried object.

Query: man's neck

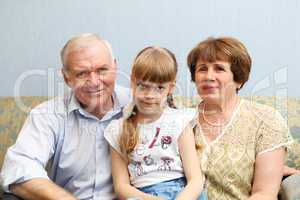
[85,96,114,119]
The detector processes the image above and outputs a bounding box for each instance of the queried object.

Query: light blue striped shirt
[0,85,130,200]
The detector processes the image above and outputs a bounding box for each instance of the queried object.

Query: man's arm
[9,178,77,200]
[0,104,66,200]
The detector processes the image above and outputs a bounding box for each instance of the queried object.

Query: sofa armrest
[278,173,300,200]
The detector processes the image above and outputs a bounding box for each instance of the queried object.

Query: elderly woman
[186,37,293,200]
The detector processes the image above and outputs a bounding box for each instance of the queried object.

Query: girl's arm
[110,147,164,200]
[248,148,285,200]
[176,125,204,200]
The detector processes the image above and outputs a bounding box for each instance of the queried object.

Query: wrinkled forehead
[63,38,113,66]
[64,42,113,69]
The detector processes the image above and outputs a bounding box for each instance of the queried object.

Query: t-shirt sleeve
[255,109,293,156]
[104,119,123,154]
[176,108,197,139]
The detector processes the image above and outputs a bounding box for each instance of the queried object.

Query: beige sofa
[0,96,299,199]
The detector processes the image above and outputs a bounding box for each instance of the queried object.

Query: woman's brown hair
[187,37,252,91]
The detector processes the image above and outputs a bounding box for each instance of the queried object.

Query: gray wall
[1,0,299,97]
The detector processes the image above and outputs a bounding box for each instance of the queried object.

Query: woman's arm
[110,148,163,200]
[249,147,285,200]
[176,125,204,200]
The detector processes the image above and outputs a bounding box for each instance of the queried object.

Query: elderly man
[0,33,130,200]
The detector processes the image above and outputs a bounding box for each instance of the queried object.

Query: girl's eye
[158,86,166,91]
[137,83,147,89]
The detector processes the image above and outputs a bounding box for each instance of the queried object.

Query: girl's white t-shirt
[104,106,196,188]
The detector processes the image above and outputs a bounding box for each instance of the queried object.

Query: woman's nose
[205,68,215,80]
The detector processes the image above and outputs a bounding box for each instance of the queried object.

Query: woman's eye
[216,66,225,71]
[197,67,206,72]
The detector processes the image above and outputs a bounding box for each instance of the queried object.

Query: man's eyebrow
[99,64,110,68]
[71,67,89,72]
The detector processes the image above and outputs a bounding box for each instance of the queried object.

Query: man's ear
[62,68,72,87]
[113,58,117,69]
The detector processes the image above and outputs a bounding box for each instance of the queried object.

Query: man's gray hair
[61,33,115,71]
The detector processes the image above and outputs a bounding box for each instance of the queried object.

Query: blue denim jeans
[131,177,207,200]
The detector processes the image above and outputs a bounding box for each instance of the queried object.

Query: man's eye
[76,72,88,78]
[97,68,109,74]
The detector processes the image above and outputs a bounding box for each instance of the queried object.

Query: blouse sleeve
[255,109,293,156]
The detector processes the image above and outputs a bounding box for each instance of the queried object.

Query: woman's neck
[204,96,239,114]
[200,96,240,126]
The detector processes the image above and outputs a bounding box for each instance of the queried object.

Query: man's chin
[77,93,111,109]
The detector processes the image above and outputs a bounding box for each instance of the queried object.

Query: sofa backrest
[0,97,48,168]
[0,96,299,170]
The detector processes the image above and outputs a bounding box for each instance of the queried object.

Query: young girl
[104,46,206,200]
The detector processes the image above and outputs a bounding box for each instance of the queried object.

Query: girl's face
[131,80,175,117]
[194,60,241,104]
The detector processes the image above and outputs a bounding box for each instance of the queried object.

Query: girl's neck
[136,109,164,124]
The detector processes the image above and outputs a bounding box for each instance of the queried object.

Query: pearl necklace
[201,99,240,127]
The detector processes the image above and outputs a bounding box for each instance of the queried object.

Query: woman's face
[194,60,241,103]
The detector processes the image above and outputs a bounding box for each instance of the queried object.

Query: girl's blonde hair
[120,46,178,159]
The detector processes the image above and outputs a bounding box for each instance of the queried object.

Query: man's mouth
[84,89,105,95]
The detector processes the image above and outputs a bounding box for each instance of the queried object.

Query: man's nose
[87,72,100,85]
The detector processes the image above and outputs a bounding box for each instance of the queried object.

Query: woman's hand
[283,165,300,176]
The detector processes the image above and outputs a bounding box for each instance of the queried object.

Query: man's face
[63,42,116,113]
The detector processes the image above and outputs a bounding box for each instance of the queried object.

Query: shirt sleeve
[104,119,123,154]
[0,107,57,192]
[255,109,293,156]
